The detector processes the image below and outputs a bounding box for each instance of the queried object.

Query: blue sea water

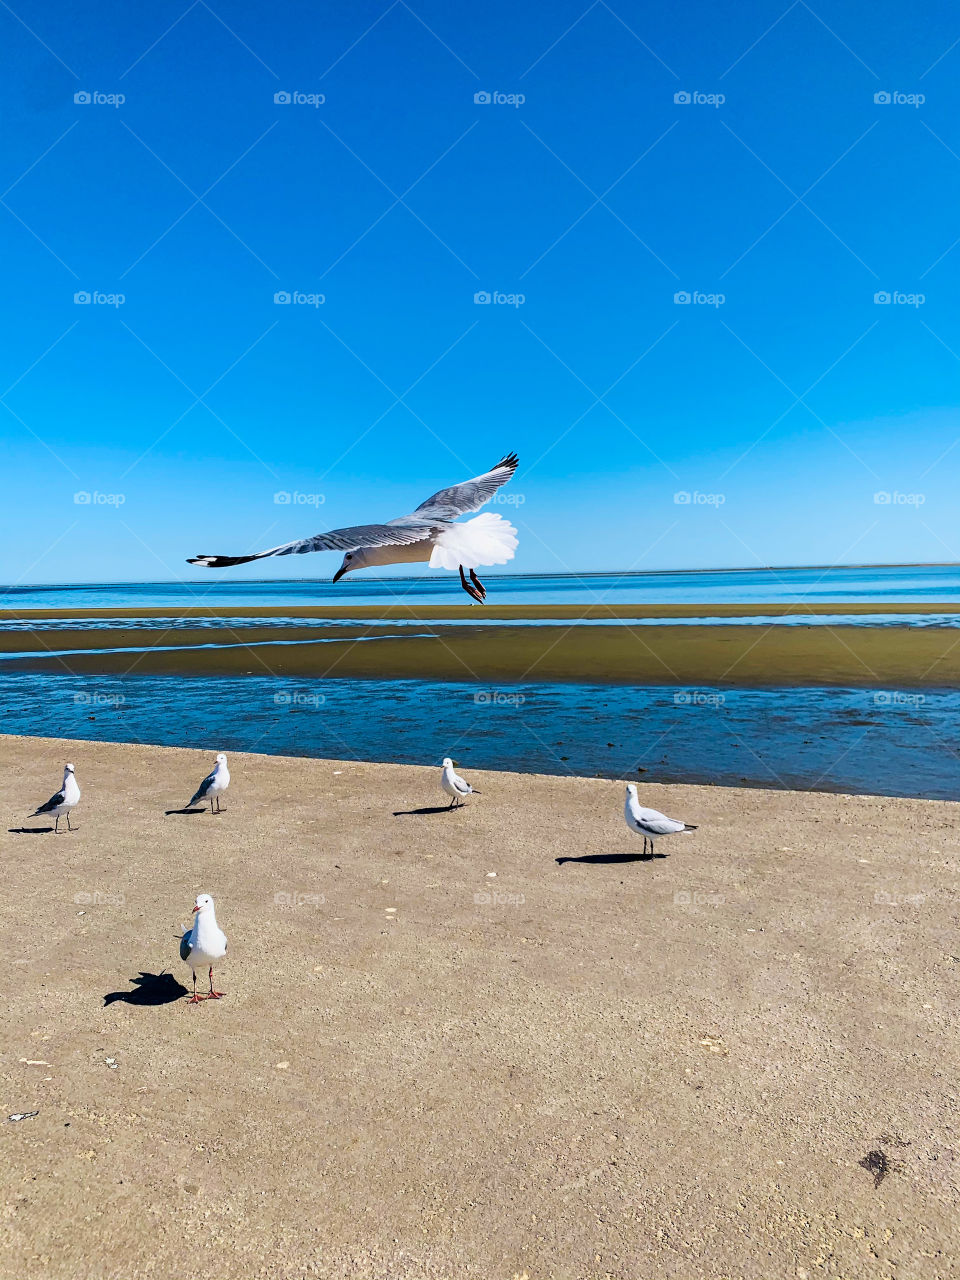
[2,563,960,611]
[1,567,957,799]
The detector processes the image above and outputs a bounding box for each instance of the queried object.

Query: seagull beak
[192,905,200,913]
[332,567,346,584]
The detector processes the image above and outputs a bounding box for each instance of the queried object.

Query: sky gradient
[2,0,959,584]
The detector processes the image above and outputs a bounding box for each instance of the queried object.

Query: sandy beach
[2,734,957,1279]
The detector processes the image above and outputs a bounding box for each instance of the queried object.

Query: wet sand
[2,735,957,1279]
[5,618,960,687]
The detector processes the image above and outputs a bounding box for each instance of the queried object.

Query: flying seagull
[29,763,80,833]
[624,783,697,855]
[180,893,228,1003]
[189,753,230,813]
[441,757,479,807]
[188,453,520,603]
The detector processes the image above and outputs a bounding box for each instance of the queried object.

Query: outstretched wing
[413,453,519,522]
[188,522,437,569]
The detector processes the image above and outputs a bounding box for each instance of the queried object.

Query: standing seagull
[29,763,80,833]
[189,753,230,813]
[179,893,228,1004]
[441,757,479,808]
[188,453,520,604]
[624,783,697,855]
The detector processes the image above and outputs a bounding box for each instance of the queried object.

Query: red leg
[207,966,224,999]
[187,971,204,1004]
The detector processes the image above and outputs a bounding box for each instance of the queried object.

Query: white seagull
[30,763,80,833]
[441,757,479,807]
[180,893,228,1004]
[188,453,520,603]
[189,753,230,813]
[624,783,697,855]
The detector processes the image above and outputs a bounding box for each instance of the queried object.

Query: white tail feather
[429,512,518,571]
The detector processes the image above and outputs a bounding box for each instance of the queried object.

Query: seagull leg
[468,568,487,600]
[187,971,204,1005]
[207,966,223,999]
[458,565,484,604]
[67,812,73,832]
[54,815,59,834]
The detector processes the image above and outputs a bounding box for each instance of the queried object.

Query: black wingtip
[497,451,519,472]
[187,554,256,569]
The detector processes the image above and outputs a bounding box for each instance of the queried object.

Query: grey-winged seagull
[189,753,230,813]
[441,757,479,807]
[30,763,80,833]
[188,453,519,603]
[624,783,697,854]
[180,893,228,1003]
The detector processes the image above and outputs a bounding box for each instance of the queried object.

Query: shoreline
[3,618,959,686]
[2,734,956,1279]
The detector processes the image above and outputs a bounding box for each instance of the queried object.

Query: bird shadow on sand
[104,972,188,1007]
[8,825,55,835]
[556,852,669,866]
[392,805,463,816]
[164,806,208,816]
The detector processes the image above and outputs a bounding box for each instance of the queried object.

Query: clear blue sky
[2,0,959,583]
